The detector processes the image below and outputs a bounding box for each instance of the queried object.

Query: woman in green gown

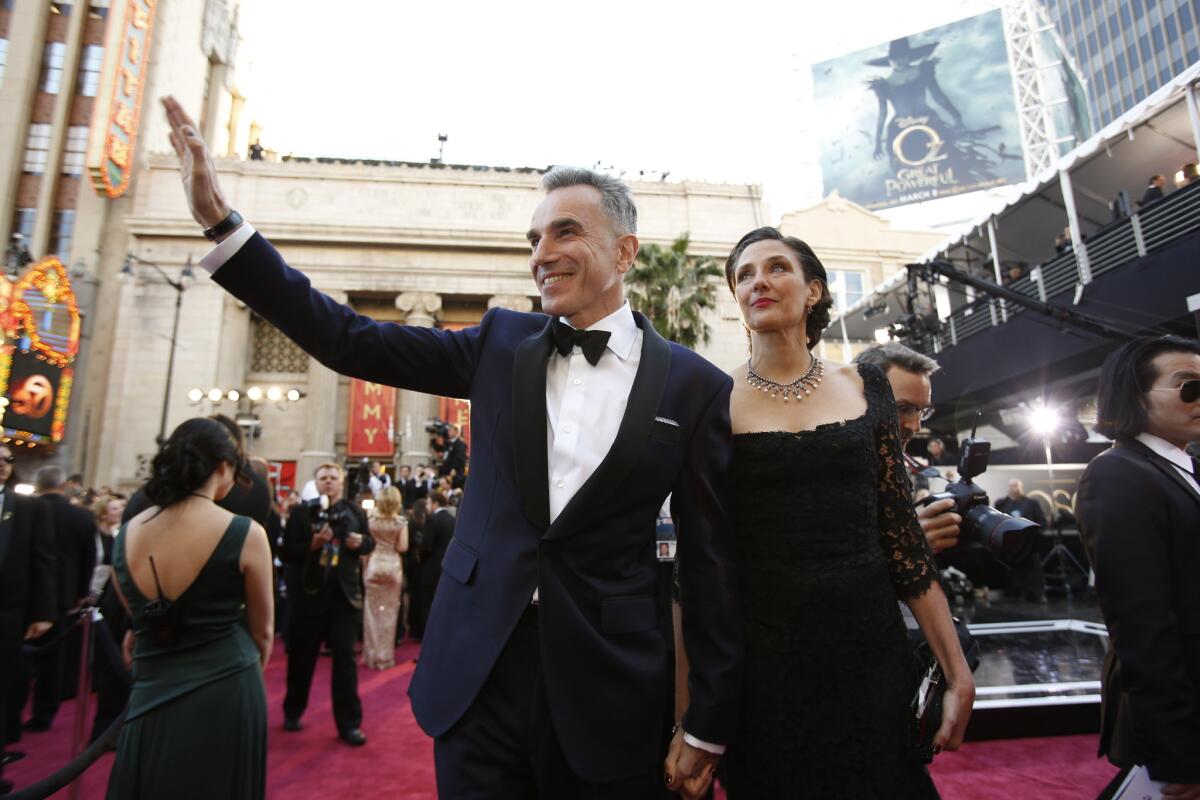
[108,417,275,799]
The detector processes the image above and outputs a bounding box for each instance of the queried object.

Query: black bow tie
[552,321,611,366]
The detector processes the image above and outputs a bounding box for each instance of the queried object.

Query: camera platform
[957,599,1107,741]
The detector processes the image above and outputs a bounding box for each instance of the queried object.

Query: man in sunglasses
[854,343,962,554]
[1079,335,1200,798]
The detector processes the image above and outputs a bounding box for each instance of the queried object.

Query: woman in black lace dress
[674,227,974,799]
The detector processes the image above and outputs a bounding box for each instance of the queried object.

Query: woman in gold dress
[362,486,408,669]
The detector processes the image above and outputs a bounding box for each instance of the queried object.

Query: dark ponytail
[144,417,243,508]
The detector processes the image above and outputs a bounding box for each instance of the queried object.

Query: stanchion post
[67,611,93,800]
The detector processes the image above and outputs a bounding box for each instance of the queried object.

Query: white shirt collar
[558,302,639,362]
[1137,432,1195,474]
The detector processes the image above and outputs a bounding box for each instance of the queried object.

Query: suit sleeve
[282,505,313,565]
[354,508,375,557]
[1077,456,1200,783]
[29,499,57,624]
[76,513,97,604]
[672,377,743,747]
[211,233,492,398]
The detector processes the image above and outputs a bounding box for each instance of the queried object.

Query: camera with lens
[426,417,450,451]
[303,494,352,541]
[917,436,1040,564]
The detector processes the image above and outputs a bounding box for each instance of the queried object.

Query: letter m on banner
[347,379,396,457]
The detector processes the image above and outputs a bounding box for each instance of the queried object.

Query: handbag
[909,617,980,763]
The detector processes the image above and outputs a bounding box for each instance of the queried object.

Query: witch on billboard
[867,36,1021,201]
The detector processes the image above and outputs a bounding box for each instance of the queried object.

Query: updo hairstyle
[144,417,244,508]
[723,227,834,347]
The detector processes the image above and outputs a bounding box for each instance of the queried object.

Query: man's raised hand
[161,95,232,230]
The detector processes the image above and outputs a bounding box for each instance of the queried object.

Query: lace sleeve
[864,364,938,600]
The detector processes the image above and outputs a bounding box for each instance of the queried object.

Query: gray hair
[541,166,638,235]
[853,342,940,376]
[35,465,66,492]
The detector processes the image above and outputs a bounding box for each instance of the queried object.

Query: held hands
[664,726,719,800]
[24,620,52,640]
[932,675,974,753]
[917,499,961,555]
[161,96,232,231]
[345,532,364,551]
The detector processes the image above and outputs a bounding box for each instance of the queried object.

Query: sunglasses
[1148,379,1200,404]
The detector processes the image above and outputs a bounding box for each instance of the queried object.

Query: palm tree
[626,234,723,350]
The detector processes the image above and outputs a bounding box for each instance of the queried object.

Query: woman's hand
[933,675,975,753]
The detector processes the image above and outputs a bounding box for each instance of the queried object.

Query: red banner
[347,379,396,457]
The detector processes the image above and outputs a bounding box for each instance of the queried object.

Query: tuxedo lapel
[1121,439,1200,509]
[512,319,555,531]
[544,314,671,542]
[0,491,13,571]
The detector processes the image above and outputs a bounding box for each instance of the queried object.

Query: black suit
[439,438,467,483]
[211,231,741,796]
[14,493,95,727]
[0,492,55,758]
[281,497,374,733]
[1077,438,1200,784]
[417,508,455,635]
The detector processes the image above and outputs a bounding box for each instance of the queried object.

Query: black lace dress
[722,362,940,799]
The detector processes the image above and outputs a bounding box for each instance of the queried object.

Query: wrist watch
[202,209,243,241]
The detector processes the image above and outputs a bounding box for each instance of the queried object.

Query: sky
[235,0,1005,221]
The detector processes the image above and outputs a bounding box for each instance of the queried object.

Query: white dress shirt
[201,230,722,753]
[1136,432,1200,497]
[546,302,641,523]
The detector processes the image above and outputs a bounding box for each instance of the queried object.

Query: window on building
[50,2,71,15]
[77,44,103,96]
[250,315,310,373]
[40,42,66,94]
[827,270,867,313]
[62,126,88,176]
[12,209,35,246]
[23,123,52,174]
[49,210,75,259]
[88,0,109,18]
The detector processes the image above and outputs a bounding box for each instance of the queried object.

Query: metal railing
[922,181,1200,354]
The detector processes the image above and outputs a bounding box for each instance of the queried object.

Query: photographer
[281,463,374,746]
[438,424,467,488]
[854,343,962,554]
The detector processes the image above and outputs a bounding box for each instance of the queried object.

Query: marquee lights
[87,0,159,198]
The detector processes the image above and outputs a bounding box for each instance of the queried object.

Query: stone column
[395,292,442,466]
[487,294,534,313]
[296,290,347,482]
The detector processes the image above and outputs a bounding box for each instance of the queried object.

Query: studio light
[227,389,241,402]
[188,388,203,403]
[247,386,263,401]
[207,387,223,403]
[266,386,283,402]
[286,388,302,402]
[1028,403,1060,436]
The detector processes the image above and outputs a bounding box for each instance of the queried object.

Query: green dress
[107,515,266,800]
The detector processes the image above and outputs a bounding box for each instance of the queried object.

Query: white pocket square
[654,416,679,427]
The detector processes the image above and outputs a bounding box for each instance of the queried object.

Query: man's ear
[616,233,640,275]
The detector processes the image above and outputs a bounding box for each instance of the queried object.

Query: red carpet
[7,641,1116,798]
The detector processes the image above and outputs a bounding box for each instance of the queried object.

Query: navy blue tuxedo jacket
[213,233,743,781]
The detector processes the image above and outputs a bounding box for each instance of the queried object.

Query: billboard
[812,10,1026,210]
[347,379,396,457]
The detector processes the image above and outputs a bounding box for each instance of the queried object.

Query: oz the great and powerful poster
[812,10,1026,210]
